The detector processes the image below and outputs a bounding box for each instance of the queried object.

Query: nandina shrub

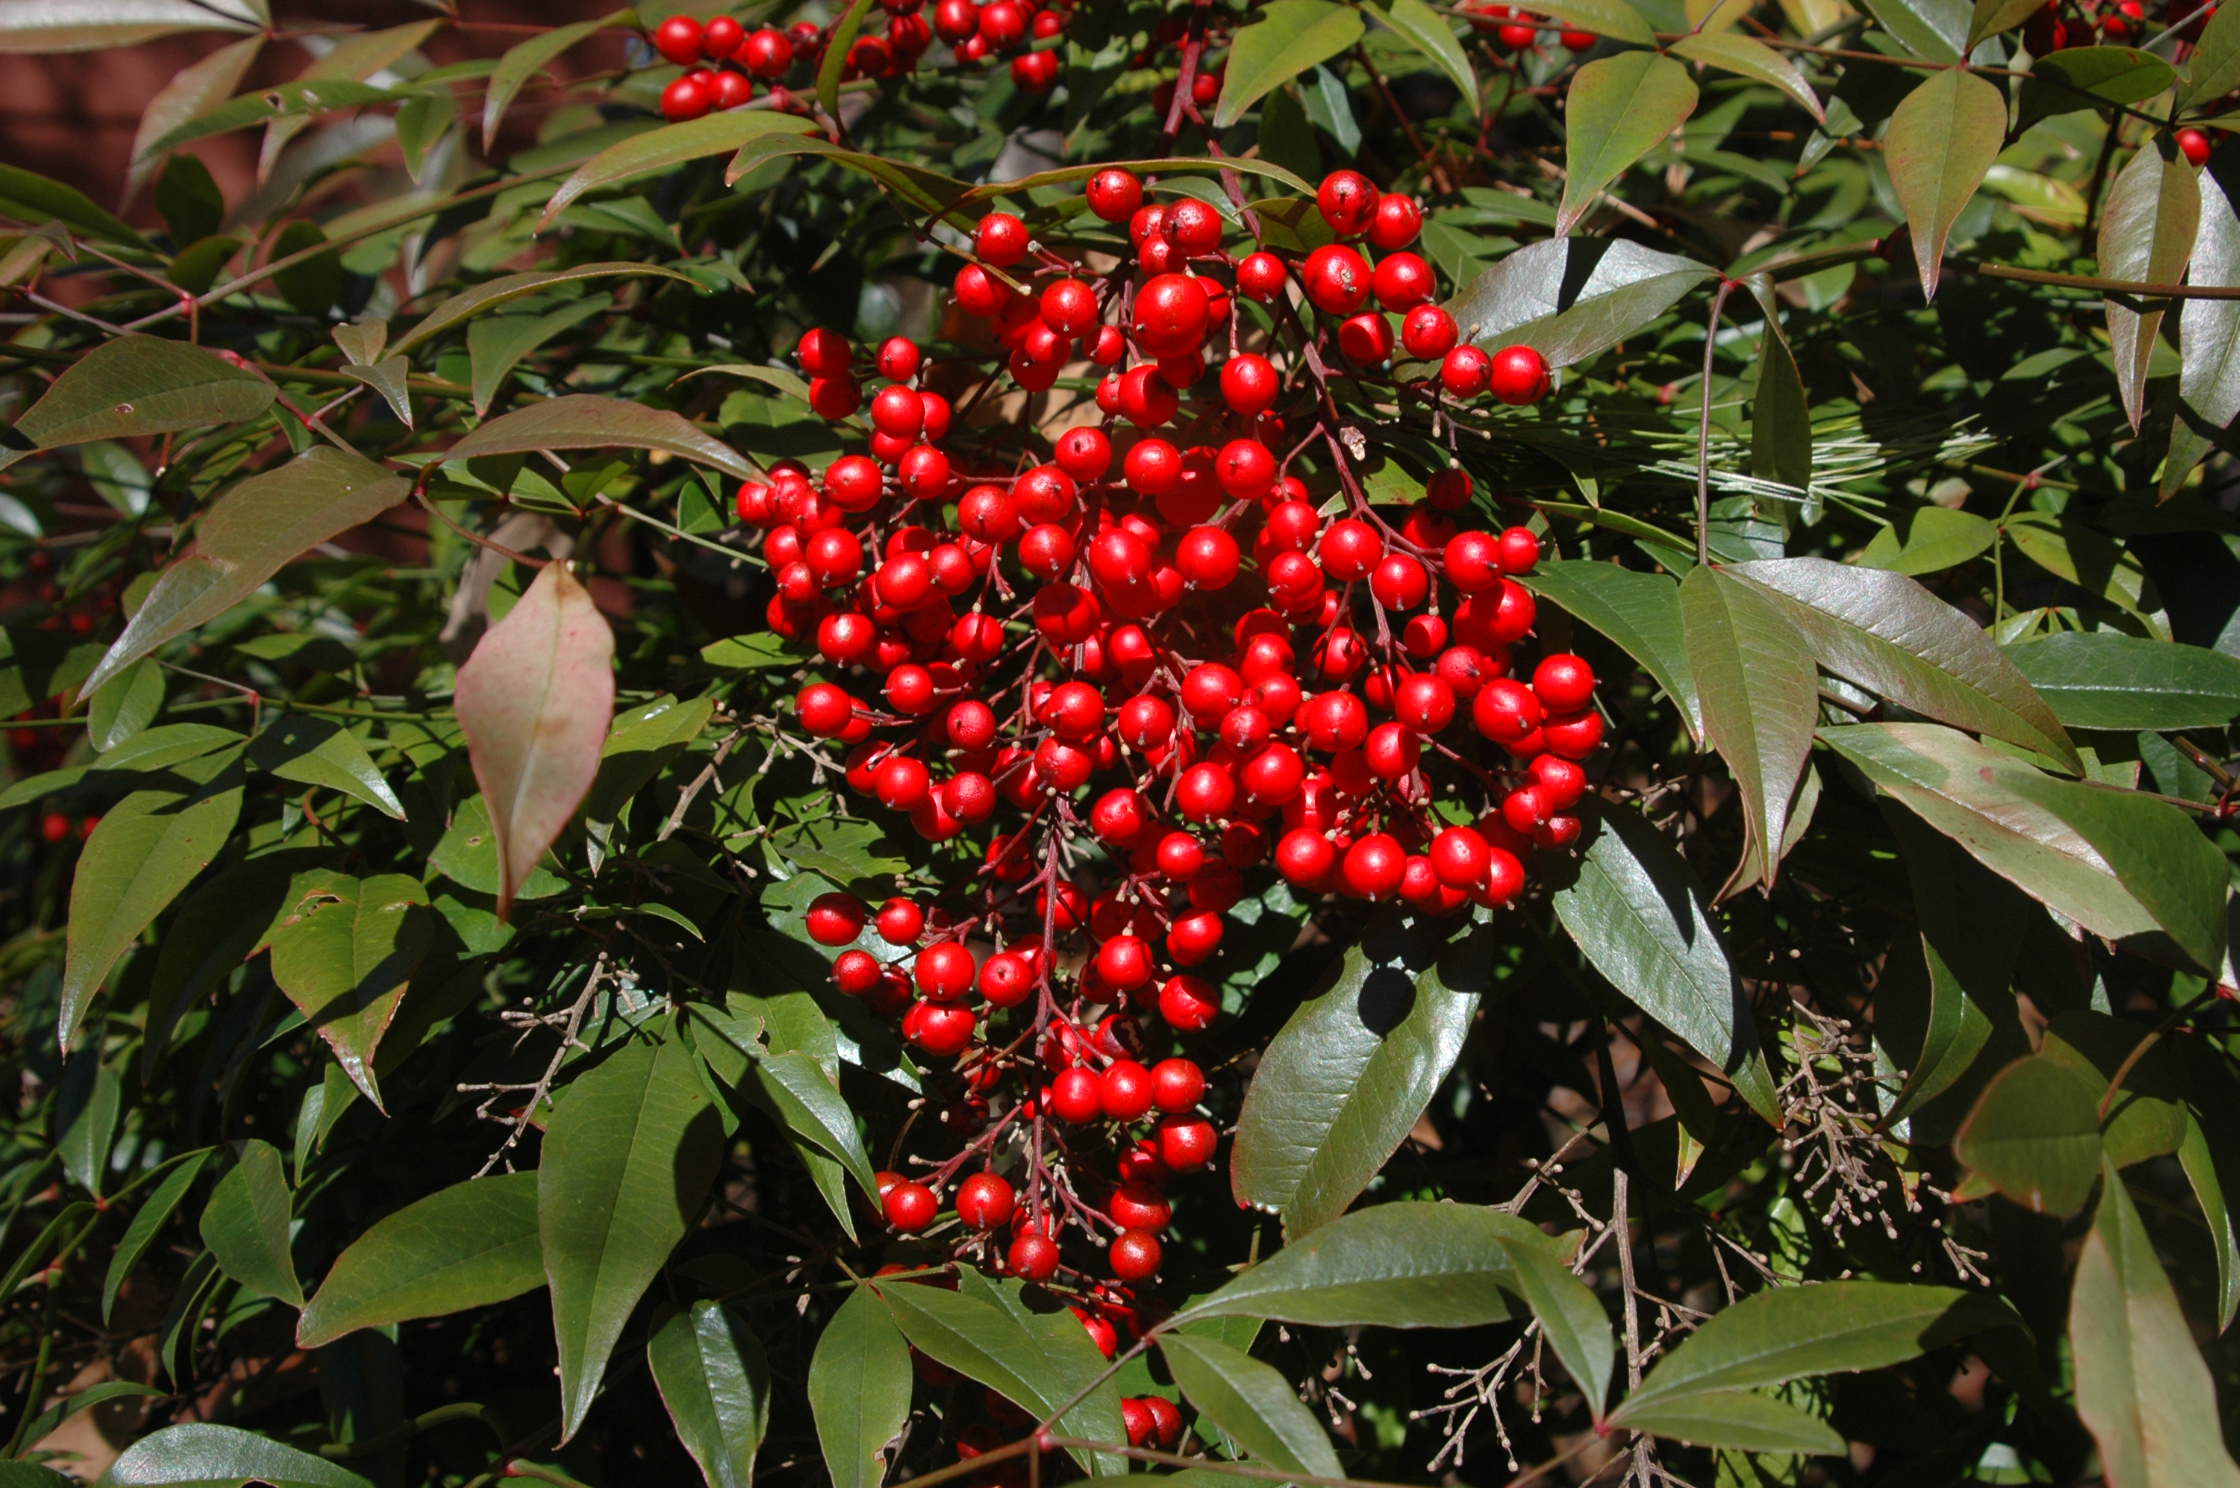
[1,1,2239,1485]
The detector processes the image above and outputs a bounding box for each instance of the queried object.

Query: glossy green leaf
[468,299,609,417]
[1615,1281,2014,1417]
[2100,146,2200,431]
[1159,1332,1344,1479]
[539,1036,723,1441]
[483,10,627,149]
[261,872,431,1106]
[1215,0,1367,129]
[1230,920,1487,1235]
[1856,507,1997,575]
[2184,0,2240,107]
[809,1287,914,1488]
[2071,1166,2240,1486]
[1620,1389,1845,1454]
[89,657,163,752]
[1376,0,1477,105]
[1879,806,2013,1122]
[1671,32,1824,120]
[1728,557,2079,770]
[1885,68,2008,299]
[1550,806,1780,1122]
[873,1278,1130,1476]
[1557,53,1699,234]
[0,1,256,54]
[2024,46,2178,127]
[198,1138,301,1307]
[61,757,243,1048]
[1525,0,1656,40]
[56,1055,119,1196]
[1524,561,1701,738]
[1970,0,2047,45]
[1749,312,1814,492]
[249,716,405,820]
[748,1050,878,1194]
[1821,722,2227,970]
[102,1422,374,1488]
[2005,631,2240,729]
[1862,0,1970,59]
[104,1149,211,1324]
[445,394,754,483]
[145,80,397,153]
[540,111,818,229]
[297,1172,542,1348]
[649,1300,770,1488]
[4,335,271,469]
[1682,565,1817,895]
[0,162,146,247]
[453,561,615,921]
[83,447,409,695]
[1954,1053,2104,1215]
[126,36,260,192]
[392,263,696,356]
[1443,237,1716,368]
[2178,1098,2240,1332]
[2167,164,2240,497]
[817,0,876,118]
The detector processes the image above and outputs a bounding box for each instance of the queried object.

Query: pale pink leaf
[453,564,615,921]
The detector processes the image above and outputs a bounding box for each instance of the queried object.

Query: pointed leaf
[1862,0,1970,58]
[262,872,430,1106]
[1879,806,2014,1121]
[1857,507,1998,575]
[0,162,146,246]
[2072,1167,2240,1487]
[540,111,818,229]
[1674,32,1824,125]
[1681,565,1817,894]
[539,1037,723,1441]
[468,300,608,417]
[1160,1334,1344,1478]
[1971,0,2048,45]
[102,1423,374,1488]
[1954,1053,2104,1215]
[2024,46,2177,128]
[1230,920,1487,1235]
[0,1,256,54]
[2005,632,2240,730]
[809,1287,914,1488]
[104,1149,212,1324]
[297,1173,543,1348]
[650,1300,771,1488]
[1551,806,1781,1122]
[83,447,409,694]
[1526,0,1658,41]
[443,394,754,483]
[1886,68,2008,298]
[2183,0,2240,107]
[1443,237,1717,369]
[454,562,615,921]
[62,758,243,1048]
[2100,147,2201,430]
[198,1138,301,1307]
[748,1050,878,1194]
[1728,557,2078,770]
[484,11,627,149]
[1214,0,1367,129]
[1619,1390,1845,1454]
[89,657,164,752]
[1375,0,1477,105]
[2166,164,2240,497]
[392,263,697,356]
[1558,53,1699,234]
[1524,561,1701,738]
[817,0,876,117]
[249,716,405,819]
[1749,313,1814,490]
[4,334,271,466]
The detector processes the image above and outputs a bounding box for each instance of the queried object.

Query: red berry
[2180,127,2214,167]
[1050,1067,1102,1123]
[660,74,714,120]
[1316,169,1380,237]
[1158,974,1218,1030]
[1532,653,1596,713]
[1149,1057,1204,1112]
[1156,1116,1217,1171]
[1301,244,1372,316]
[1087,167,1143,221]
[1009,1231,1061,1280]
[833,949,882,996]
[806,891,866,945]
[1488,344,1551,404]
[1101,1059,1154,1121]
[884,1180,937,1232]
[1402,304,1459,360]
[1371,252,1435,311]
[1109,1182,1173,1230]
[1441,345,1491,397]
[1236,251,1288,300]
[653,15,704,65]
[1110,1229,1163,1281]
[703,15,746,58]
[957,1171,1017,1229]
[36,811,71,845]
[1367,192,1424,251]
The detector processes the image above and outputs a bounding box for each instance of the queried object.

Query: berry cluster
[2024,0,2212,51]
[737,164,1596,1384]
[648,0,1072,121]
[1463,3,1600,52]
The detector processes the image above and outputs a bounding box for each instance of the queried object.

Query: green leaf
[1215,0,1367,128]
[1727,557,2079,771]
[445,394,754,484]
[747,1050,879,1195]
[2179,1098,2240,1332]
[101,1423,375,1488]
[454,562,615,921]
[4,334,271,468]
[1821,723,2228,970]
[540,1036,724,1441]
[1557,53,1699,235]
[2005,632,2240,730]
[261,872,430,1107]
[392,263,697,356]
[0,1,256,54]
[198,1138,301,1307]
[83,447,410,695]
[1615,1281,2013,1417]
[1375,0,1476,105]
[1861,0,1970,59]
[1885,68,2008,299]
[89,657,164,752]
[2100,146,2201,431]
[1749,312,1813,492]
[1230,920,1487,1235]
[0,162,147,247]
[2023,46,2178,128]
[1442,237,1717,369]
[1681,565,1817,895]
[297,1172,543,1348]
[147,80,400,153]
[340,356,412,427]
[2184,0,2240,107]
[2166,164,2240,497]
[127,36,260,192]
[2071,1167,2240,1486]
[468,299,609,417]
[1969,0,2046,46]
[1856,507,1997,575]
[1158,1333,1345,1479]
[650,1300,771,1488]
[2004,512,2164,630]
[1550,806,1780,1122]
[1618,1390,1845,1454]
[1524,561,1701,738]
[56,1054,120,1196]
[809,1287,914,1488]
[539,111,818,229]
[1954,1053,2104,1215]
[62,758,244,1048]
[483,10,627,149]
[818,0,876,118]
[249,716,405,819]
[104,1149,212,1324]
[873,1279,1130,1477]
[1671,32,1824,120]
[1521,0,1657,44]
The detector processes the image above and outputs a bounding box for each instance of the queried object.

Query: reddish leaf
[453,564,615,920]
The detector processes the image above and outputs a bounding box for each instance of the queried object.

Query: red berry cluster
[2025,0,2209,51]
[737,164,1594,1359]
[649,0,1072,120]
[1463,4,1600,53]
